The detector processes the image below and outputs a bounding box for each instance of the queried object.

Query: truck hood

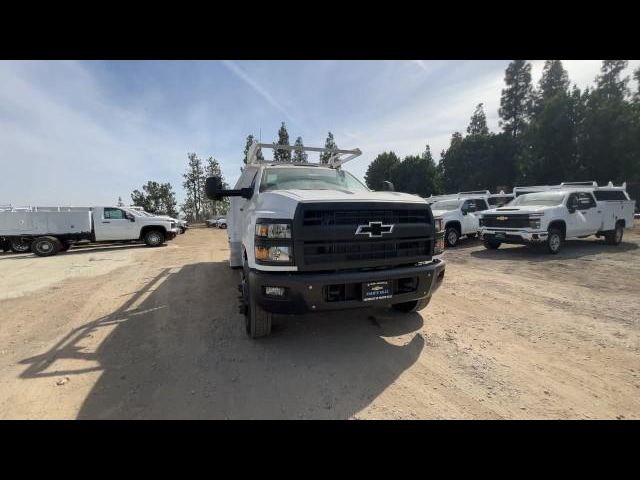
[483,205,551,215]
[266,189,427,204]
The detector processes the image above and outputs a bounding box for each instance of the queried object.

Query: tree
[467,103,489,136]
[595,60,629,101]
[634,67,640,103]
[578,60,635,184]
[202,157,230,218]
[130,181,177,217]
[364,151,401,190]
[182,153,205,221]
[117,196,124,207]
[499,60,533,138]
[292,136,308,163]
[243,134,263,164]
[391,147,439,197]
[273,122,291,162]
[319,131,338,164]
[536,60,569,105]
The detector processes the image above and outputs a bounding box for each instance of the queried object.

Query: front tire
[546,228,563,254]
[10,238,32,253]
[392,296,431,313]
[143,230,165,247]
[483,240,501,249]
[445,226,460,247]
[241,260,272,338]
[32,236,62,257]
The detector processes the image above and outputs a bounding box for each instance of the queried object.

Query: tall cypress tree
[292,136,308,163]
[273,122,291,162]
[319,131,338,164]
[538,60,570,101]
[595,60,629,100]
[499,60,533,138]
[466,103,489,135]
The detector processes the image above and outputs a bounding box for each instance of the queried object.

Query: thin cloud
[220,60,300,127]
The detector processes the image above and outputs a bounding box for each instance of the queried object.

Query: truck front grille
[482,214,530,229]
[294,203,434,271]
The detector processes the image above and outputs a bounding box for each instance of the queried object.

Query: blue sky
[1,60,638,210]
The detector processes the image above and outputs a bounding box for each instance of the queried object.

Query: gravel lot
[1,223,639,419]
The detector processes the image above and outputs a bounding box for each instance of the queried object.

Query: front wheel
[241,261,272,338]
[391,296,431,313]
[546,228,563,254]
[483,240,501,249]
[445,226,460,247]
[143,230,165,247]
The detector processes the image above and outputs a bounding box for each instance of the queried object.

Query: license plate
[495,232,506,240]
[362,280,392,302]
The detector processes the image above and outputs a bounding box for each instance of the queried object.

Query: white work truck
[478,182,635,254]
[0,206,178,256]
[205,143,446,338]
[428,193,490,247]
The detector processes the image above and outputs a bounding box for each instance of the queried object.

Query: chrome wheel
[549,234,561,252]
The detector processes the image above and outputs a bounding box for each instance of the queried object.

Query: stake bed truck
[206,143,446,338]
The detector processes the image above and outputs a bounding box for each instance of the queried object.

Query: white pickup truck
[0,206,178,256]
[478,182,635,254]
[205,142,446,338]
[428,194,490,247]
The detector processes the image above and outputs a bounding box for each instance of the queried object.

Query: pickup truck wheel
[483,240,501,249]
[10,238,32,253]
[144,230,165,247]
[546,229,563,254]
[392,296,431,313]
[605,223,623,245]
[32,236,62,257]
[445,227,460,247]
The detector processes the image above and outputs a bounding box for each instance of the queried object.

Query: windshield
[259,167,368,193]
[431,200,461,211]
[511,192,566,207]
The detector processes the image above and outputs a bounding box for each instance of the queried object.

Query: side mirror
[567,199,578,213]
[206,176,253,201]
[382,181,395,192]
[461,208,468,216]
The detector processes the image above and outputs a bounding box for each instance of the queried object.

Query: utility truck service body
[479,182,635,254]
[206,143,446,338]
[0,206,178,256]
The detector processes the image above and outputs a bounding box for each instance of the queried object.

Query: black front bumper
[250,260,445,314]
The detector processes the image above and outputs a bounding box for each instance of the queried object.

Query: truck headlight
[255,245,291,262]
[434,218,443,233]
[255,223,291,239]
[529,218,541,229]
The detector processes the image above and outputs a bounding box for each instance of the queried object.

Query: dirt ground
[1,223,639,419]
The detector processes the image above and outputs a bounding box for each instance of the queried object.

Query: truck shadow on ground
[470,239,638,261]
[19,261,425,419]
[0,243,156,260]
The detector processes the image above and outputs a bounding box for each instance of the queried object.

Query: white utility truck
[428,192,491,247]
[0,206,178,256]
[128,206,188,234]
[478,182,635,254]
[205,143,446,338]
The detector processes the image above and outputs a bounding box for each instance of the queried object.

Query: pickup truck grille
[482,214,530,229]
[294,203,434,271]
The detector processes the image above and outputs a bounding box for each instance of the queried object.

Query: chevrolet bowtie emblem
[496,216,508,221]
[355,221,394,238]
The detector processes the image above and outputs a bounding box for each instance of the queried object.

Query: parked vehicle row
[0,206,179,256]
